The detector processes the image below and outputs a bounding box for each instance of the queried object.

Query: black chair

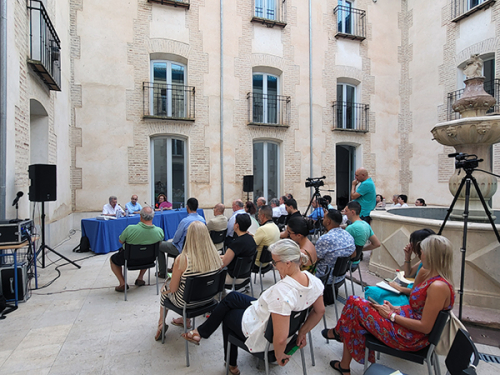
[224,255,255,297]
[363,310,450,375]
[210,229,227,253]
[160,268,227,366]
[225,309,309,375]
[123,242,160,301]
[277,215,287,225]
[348,245,364,296]
[329,256,351,321]
[252,246,277,294]
[363,328,479,375]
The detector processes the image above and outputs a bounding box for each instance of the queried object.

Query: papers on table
[96,215,116,220]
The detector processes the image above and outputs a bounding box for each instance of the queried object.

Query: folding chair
[363,310,450,375]
[348,245,364,295]
[225,309,309,375]
[252,246,277,294]
[329,256,351,321]
[210,229,227,254]
[123,242,160,301]
[224,255,255,297]
[160,268,227,367]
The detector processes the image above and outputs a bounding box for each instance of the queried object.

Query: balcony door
[253,141,280,202]
[337,83,356,129]
[151,137,186,209]
[336,144,356,210]
[151,61,186,118]
[255,0,276,20]
[253,73,279,124]
[337,0,352,34]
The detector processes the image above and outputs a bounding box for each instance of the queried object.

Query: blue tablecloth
[81,209,205,254]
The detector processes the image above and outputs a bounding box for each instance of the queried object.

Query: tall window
[253,73,279,124]
[253,141,279,201]
[255,0,276,20]
[468,0,486,10]
[337,0,352,34]
[151,61,186,118]
[337,83,356,129]
[152,137,186,208]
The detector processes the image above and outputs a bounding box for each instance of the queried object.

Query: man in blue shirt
[308,197,325,222]
[351,167,376,224]
[125,195,142,214]
[157,197,205,277]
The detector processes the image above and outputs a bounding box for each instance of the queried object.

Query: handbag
[435,310,467,356]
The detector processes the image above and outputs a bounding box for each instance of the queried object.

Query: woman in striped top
[155,221,223,340]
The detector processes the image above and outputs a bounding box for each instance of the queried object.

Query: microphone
[12,191,24,206]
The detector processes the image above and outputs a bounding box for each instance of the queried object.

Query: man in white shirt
[270,198,281,218]
[227,199,246,239]
[102,196,124,216]
[279,195,288,216]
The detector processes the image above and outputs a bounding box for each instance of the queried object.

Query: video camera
[448,153,482,171]
[305,176,326,188]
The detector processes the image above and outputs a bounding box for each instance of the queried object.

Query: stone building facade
[4,0,500,244]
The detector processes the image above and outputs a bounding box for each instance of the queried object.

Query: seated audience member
[286,193,294,200]
[244,201,260,234]
[323,195,335,209]
[415,198,427,206]
[256,197,266,208]
[280,198,302,238]
[125,195,142,214]
[279,195,288,216]
[287,217,318,273]
[323,235,455,374]
[158,197,205,278]
[227,199,246,242]
[110,207,164,292]
[181,239,325,375]
[206,203,228,253]
[308,197,325,222]
[221,214,257,285]
[270,198,281,218]
[155,193,173,211]
[155,221,223,340]
[392,194,400,207]
[253,205,280,267]
[375,194,385,208]
[397,194,409,208]
[315,209,355,285]
[102,195,124,216]
[344,201,381,255]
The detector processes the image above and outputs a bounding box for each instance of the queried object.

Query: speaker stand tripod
[38,202,81,269]
[438,167,500,320]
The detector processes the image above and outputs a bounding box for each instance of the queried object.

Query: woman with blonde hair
[155,221,223,340]
[181,239,325,375]
[324,235,455,374]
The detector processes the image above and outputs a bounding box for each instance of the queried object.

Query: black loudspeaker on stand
[28,164,80,270]
[243,175,253,202]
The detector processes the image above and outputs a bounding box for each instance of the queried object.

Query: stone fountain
[431,54,500,222]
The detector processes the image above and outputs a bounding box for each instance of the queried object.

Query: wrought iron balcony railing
[148,0,190,9]
[333,101,369,132]
[447,79,499,120]
[451,0,495,22]
[333,5,366,41]
[247,92,291,126]
[27,0,61,91]
[143,82,195,121]
[252,0,287,27]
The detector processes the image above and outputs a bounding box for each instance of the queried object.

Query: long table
[80,209,205,254]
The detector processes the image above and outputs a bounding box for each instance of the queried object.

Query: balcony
[451,0,495,22]
[447,79,499,120]
[333,101,369,132]
[148,0,190,9]
[247,92,291,127]
[333,5,366,41]
[143,82,195,121]
[27,0,61,91]
[251,0,287,28]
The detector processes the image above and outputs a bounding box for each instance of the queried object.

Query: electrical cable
[35,253,96,290]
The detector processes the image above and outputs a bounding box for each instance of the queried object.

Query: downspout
[0,0,7,220]
[220,0,224,203]
[308,0,313,180]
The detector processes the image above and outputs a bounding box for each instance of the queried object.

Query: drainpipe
[308,0,313,180]
[220,0,224,203]
[0,0,7,220]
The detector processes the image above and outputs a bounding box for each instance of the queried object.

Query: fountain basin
[369,207,500,310]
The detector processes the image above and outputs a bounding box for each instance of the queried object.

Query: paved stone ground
[0,232,499,374]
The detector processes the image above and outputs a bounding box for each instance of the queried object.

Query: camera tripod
[438,163,500,320]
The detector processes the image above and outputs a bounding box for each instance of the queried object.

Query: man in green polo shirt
[110,206,164,292]
[345,201,380,253]
[351,167,376,224]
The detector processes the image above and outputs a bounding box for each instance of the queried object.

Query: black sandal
[321,328,342,342]
[330,360,350,374]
